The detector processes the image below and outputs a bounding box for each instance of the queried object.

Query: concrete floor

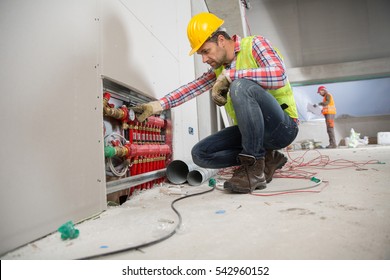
[2,146,390,260]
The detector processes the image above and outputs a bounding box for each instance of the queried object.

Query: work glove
[212,74,230,106]
[132,101,163,123]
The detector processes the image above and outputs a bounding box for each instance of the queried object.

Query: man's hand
[132,101,163,122]
[212,75,230,106]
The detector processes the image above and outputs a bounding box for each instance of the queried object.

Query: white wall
[0,0,199,256]
[293,78,390,121]
[0,0,106,256]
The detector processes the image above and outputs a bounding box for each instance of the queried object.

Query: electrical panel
[102,79,172,204]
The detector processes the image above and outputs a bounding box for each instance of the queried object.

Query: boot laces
[232,165,246,176]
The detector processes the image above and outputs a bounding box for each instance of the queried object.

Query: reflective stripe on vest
[214,36,298,125]
[322,93,336,115]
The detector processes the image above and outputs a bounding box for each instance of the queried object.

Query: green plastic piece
[209,178,216,187]
[104,145,116,158]
[58,221,79,240]
[310,177,321,183]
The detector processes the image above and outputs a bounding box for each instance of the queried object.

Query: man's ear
[217,34,225,47]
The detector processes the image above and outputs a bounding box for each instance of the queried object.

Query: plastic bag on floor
[348,128,368,148]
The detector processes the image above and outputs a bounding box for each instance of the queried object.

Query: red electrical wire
[217,149,381,196]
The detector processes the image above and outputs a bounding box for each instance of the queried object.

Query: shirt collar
[232,34,242,54]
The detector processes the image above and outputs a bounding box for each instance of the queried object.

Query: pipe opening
[187,170,203,186]
[166,160,189,184]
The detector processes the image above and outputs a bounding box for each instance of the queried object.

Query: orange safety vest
[322,93,336,115]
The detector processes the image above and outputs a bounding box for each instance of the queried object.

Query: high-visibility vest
[322,93,336,115]
[214,36,298,125]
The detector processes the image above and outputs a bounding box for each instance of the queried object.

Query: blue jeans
[191,79,298,169]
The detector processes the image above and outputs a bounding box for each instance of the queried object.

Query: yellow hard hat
[187,12,224,56]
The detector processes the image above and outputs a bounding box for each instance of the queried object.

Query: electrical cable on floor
[215,148,381,196]
[283,148,380,171]
[251,179,330,197]
[78,182,216,260]
[254,148,381,196]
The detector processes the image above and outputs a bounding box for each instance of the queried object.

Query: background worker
[315,86,337,148]
[134,12,299,193]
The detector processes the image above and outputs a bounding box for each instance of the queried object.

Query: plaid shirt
[159,35,287,110]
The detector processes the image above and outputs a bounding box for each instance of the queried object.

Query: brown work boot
[224,154,266,193]
[264,150,288,183]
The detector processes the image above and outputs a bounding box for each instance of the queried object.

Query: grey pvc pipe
[166,159,197,184]
[187,167,219,186]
